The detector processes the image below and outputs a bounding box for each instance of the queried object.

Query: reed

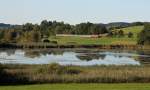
[1,64,150,84]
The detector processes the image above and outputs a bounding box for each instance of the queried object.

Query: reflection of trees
[50,50,64,55]
[135,50,150,65]
[24,51,41,58]
[7,50,16,56]
[24,50,65,58]
[75,50,99,54]
[138,50,150,56]
[76,55,92,61]
[99,54,106,60]
[118,55,123,58]
[0,49,16,56]
[137,56,150,65]
[76,54,106,61]
[40,50,64,56]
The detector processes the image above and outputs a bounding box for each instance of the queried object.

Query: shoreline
[0,43,149,50]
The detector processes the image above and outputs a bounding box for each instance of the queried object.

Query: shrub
[37,63,63,74]
[128,32,134,38]
[65,67,82,75]
[118,30,124,37]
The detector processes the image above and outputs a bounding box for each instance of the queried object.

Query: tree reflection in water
[24,50,65,58]
[0,49,149,65]
[76,54,106,61]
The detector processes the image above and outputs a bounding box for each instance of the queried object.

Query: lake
[0,49,149,66]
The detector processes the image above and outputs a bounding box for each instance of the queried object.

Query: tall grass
[1,64,150,84]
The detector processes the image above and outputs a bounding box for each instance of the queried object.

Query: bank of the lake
[0,43,150,50]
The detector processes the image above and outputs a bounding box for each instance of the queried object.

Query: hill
[0,23,12,29]
[105,22,131,29]
[50,26,144,45]
[0,23,19,29]
[115,26,144,37]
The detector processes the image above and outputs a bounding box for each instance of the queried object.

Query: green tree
[128,32,134,38]
[19,31,41,43]
[30,31,41,42]
[22,23,34,31]
[0,30,5,42]
[138,23,150,45]
[108,31,114,37]
[118,30,124,37]
[3,30,17,43]
[40,20,52,37]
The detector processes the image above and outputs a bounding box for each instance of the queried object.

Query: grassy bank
[0,83,150,90]
[1,43,146,49]
[50,26,144,45]
[1,64,150,84]
[50,36,137,45]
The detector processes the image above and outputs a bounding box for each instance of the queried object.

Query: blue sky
[0,0,150,24]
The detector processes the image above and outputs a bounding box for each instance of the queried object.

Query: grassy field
[119,26,144,36]
[0,83,150,90]
[49,26,144,45]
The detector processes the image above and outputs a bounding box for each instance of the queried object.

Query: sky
[0,0,150,25]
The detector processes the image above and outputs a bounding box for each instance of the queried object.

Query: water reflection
[0,49,149,66]
[76,54,106,61]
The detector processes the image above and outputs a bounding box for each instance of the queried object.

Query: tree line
[0,20,149,45]
[0,20,108,43]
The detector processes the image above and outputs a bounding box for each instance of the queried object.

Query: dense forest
[0,20,149,45]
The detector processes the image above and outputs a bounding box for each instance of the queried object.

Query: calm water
[0,49,150,66]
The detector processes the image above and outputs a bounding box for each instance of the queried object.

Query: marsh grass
[37,63,82,75]
[1,64,150,84]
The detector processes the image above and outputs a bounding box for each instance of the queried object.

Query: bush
[37,63,62,74]
[128,32,134,38]
[118,30,124,37]
[65,67,82,75]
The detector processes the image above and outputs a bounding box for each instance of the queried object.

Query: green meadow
[0,83,150,90]
[50,26,144,45]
